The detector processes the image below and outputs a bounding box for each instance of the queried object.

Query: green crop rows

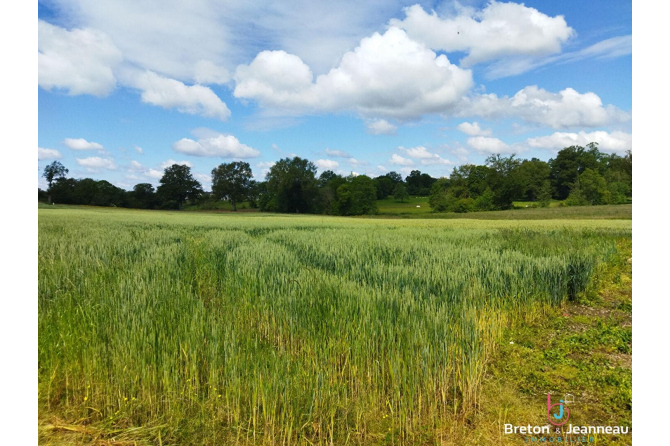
[38,208,631,444]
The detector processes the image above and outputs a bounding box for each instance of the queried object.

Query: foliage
[263,157,320,213]
[393,183,409,202]
[211,161,253,211]
[43,161,69,189]
[157,164,204,209]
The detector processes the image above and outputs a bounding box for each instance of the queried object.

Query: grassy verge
[372,204,631,220]
[439,239,632,445]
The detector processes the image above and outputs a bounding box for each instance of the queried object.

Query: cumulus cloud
[325,148,351,158]
[399,146,453,165]
[38,20,123,96]
[389,153,414,166]
[456,121,491,136]
[173,134,260,158]
[467,136,515,154]
[129,160,144,170]
[146,169,164,179]
[38,147,62,160]
[391,2,574,67]
[314,159,339,170]
[134,146,143,154]
[123,70,231,121]
[366,119,397,135]
[76,157,116,169]
[159,159,193,169]
[234,27,473,121]
[527,130,632,153]
[64,138,104,150]
[460,86,630,129]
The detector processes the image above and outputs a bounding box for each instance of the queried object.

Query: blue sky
[37,0,632,191]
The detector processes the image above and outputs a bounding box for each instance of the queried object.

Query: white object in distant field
[416,205,421,208]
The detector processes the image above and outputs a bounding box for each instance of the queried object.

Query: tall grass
[38,208,631,444]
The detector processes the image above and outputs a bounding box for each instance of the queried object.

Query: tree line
[40,143,631,215]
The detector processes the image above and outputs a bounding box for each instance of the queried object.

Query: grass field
[38,207,632,444]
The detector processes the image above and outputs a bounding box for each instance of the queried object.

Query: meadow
[38,207,631,444]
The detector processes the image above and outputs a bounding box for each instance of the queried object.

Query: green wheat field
[38,207,631,444]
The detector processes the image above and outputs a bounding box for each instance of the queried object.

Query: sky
[37,0,632,191]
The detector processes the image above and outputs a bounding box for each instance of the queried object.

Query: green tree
[428,178,451,212]
[130,183,157,209]
[42,161,68,204]
[549,144,604,200]
[318,171,346,214]
[537,180,552,207]
[264,157,319,213]
[349,175,377,215]
[157,164,203,209]
[393,183,409,202]
[517,158,551,201]
[211,162,253,211]
[578,168,609,205]
[485,154,522,209]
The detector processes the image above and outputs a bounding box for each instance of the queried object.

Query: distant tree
[157,164,203,209]
[537,180,552,207]
[485,154,522,209]
[211,162,253,211]
[43,161,68,204]
[428,178,451,212]
[130,183,157,209]
[372,175,394,199]
[577,168,609,205]
[393,183,409,202]
[264,157,319,213]
[517,158,551,201]
[385,171,404,185]
[318,171,346,214]
[405,170,436,196]
[349,175,377,215]
[549,144,604,200]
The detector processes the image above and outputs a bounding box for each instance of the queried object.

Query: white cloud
[485,35,632,79]
[129,160,144,170]
[467,136,515,154]
[400,146,434,159]
[257,161,276,169]
[399,146,453,166]
[460,86,630,129]
[450,146,469,162]
[456,121,491,136]
[314,159,339,170]
[38,20,122,96]
[193,60,231,85]
[173,134,261,158]
[325,148,351,158]
[389,154,414,166]
[134,146,143,154]
[159,159,193,169]
[366,119,397,135]
[527,131,632,154]
[123,70,231,121]
[391,2,574,67]
[146,169,163,179]
[193,173,211,184]
[76,157,117,169]
[234,27,473,121]
[64,138,104,150]
[38,147,62,160]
